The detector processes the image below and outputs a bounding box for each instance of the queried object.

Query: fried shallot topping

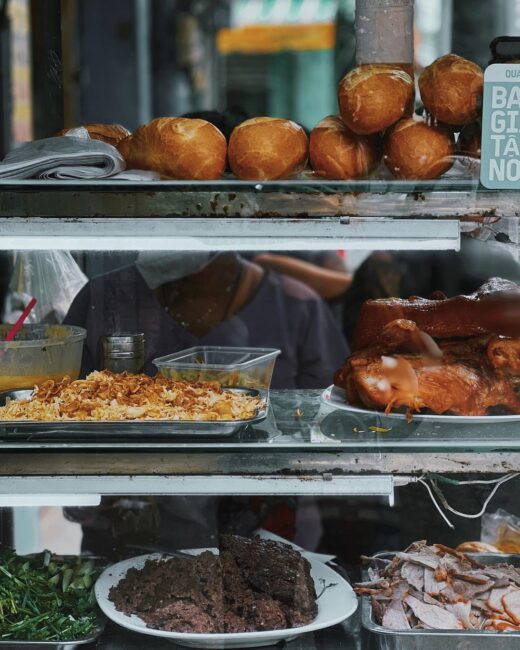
[0,370,263,422]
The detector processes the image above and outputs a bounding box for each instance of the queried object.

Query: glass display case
[0,1,518,649]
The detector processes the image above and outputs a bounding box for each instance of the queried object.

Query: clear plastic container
[355,0,414,69]
[153,346,281,394]
[0,324,86,391]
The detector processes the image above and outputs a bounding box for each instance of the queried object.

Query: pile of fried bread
[60,53,483,182]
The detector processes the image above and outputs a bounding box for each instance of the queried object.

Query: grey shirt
[64,264,348,389]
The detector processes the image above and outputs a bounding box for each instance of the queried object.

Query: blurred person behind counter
[64,250,347,387]
[342,237,520,345]
[63,251,346,554]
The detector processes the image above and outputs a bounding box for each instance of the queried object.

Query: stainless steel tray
[0,625,103,649]
[362,552,520,650]
[0,388,267,440]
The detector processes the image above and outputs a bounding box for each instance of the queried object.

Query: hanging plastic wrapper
[5,251,88,324]
[482,509,520,554]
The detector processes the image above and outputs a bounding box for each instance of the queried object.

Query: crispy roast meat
[352,278,520,351]
[335,279,520,416]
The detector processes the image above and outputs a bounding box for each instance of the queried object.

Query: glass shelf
[0,391,517,491]
[1,390,519,452]
[1,389,519,452]
[0,391,516,499]
[0,216,462,251]
[0,177,517,221]
[0,176,489,194]
[0,177,517,250]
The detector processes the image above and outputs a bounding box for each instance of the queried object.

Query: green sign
[481,63,520,189]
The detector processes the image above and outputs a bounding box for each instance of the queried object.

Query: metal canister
[100,332,145,374]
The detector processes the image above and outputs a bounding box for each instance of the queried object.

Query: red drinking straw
[4,298,37,342]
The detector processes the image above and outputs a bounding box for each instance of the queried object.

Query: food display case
[0,1,518,649]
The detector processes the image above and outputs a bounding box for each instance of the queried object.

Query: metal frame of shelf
[0,216,462,250]
[0,179,517,251]
[0,474,397,501]
[0,443,517,507]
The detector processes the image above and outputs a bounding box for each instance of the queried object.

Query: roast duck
[334,278,520,417]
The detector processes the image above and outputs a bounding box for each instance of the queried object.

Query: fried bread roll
[384,117,455,179]
[337,64,414,135]
[419,54,483,126]
[228,117,308,180]
[57,123,131,147]
[117,117,227,180]
[309,115,381,179]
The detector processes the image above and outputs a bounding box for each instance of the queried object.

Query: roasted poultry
[335,279,520,417]
[356,541,520,631]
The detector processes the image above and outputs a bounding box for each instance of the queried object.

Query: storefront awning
[217,22,335,54]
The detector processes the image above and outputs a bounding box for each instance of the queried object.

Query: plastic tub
[153,346,280,394]
[0,324,86,391]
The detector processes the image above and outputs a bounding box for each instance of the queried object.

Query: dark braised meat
[109,535,317,634]
[220,534,318,625]
[109,551,224,633]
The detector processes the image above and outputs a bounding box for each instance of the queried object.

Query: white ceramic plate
[95,548,358,649]
[322,385,520,424]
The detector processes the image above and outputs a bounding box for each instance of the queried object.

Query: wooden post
[30,0,64,138]
[0,1,11,157]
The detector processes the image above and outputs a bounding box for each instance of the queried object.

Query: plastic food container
[0,324,86,391]
[153,346,281,394]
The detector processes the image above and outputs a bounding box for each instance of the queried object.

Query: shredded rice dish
[0,370,264,422]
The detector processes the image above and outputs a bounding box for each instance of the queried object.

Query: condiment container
[101,332,145,374]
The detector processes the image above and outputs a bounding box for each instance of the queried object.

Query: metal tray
[362,552,520,650]
[0,388,267,440]
[0,625,103,650]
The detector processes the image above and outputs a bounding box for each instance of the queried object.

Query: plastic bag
[481,509,520,553]
[5,251,87,324]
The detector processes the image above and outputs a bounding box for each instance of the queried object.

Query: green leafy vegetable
[0,549,99,641]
